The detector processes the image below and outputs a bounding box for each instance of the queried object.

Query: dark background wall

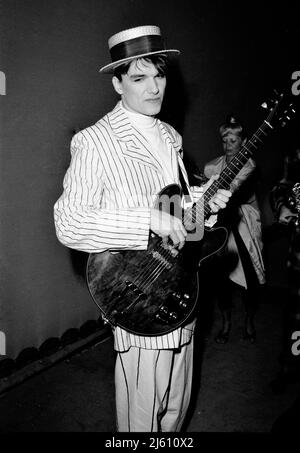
[0,0,299,358]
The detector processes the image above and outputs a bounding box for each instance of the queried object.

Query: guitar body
[87,184,228,336]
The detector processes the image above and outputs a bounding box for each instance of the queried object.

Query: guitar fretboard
[183,119,274,230]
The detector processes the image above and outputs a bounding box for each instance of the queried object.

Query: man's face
[112,58,167,116]
[221,130,243,158]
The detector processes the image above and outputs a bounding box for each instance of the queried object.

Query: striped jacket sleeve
[54,131,151,253]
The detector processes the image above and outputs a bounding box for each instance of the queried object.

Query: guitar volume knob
[155,306,169,323]
[169,311,178,321]
[159,305,169,315]
[179,300,188,310]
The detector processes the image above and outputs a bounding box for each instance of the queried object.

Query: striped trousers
[115,339,194,432]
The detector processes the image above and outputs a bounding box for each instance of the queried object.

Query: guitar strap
[178,161,205,239]
[178,162,192,203]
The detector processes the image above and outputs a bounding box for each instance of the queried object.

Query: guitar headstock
[261,89,296,128]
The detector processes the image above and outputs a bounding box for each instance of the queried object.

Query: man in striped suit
[54,25,231,432]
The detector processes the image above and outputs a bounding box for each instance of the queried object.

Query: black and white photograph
[0,0,299,438]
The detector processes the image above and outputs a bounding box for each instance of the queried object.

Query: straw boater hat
[99,25,180,73]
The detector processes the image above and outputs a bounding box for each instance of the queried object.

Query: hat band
[110,35,165,63]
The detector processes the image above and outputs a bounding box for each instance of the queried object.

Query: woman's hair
[219,114,245,139]
[113,54,169,81]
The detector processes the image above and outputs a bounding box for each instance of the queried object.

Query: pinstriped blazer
[54,101,196,351]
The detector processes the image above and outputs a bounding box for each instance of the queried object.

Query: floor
[0,285,299,433]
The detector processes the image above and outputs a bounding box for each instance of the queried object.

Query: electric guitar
[86,91,296,336]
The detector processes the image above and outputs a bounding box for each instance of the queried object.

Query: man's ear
[112,76,123,95]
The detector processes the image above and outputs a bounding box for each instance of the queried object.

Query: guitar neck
[201,119,274,218]
[182,92,296,230]
[182,119,274,231]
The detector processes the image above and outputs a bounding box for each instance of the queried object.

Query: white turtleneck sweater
[121,102,177,185]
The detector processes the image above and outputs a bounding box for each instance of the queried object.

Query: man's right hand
[150,209,187,249]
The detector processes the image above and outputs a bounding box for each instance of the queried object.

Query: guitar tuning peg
[261,102,268,109]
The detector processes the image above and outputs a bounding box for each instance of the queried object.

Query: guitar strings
[171,123,268,260]
[131,242,169,287]
[136,233,184,291]
[129,124,268,294]
[142,247,173,291]
[120,242,177,312]
[131,193,206,292]
[131,198,201,289]
[135,200,205,291]
[122,125,269,298]
[104,115,275,317]
[114,243,175,316]
[202,124,268,204]
[134,241,174,289]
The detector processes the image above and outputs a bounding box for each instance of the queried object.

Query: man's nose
[147,78,159,94]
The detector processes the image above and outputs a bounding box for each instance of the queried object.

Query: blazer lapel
[107,102,163,172]
[107,103,190,190]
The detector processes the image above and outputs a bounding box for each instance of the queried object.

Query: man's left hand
[203,174,232,213]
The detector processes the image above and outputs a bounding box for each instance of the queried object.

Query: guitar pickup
[125,280,145,297]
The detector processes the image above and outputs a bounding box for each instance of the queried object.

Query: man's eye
[133,77,143,82]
